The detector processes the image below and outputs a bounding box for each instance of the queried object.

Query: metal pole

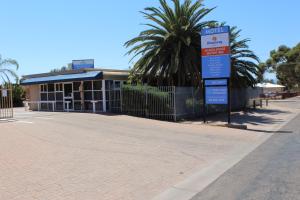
[10,85,13,118]
[203,80,206,123]
[227,78,231,124]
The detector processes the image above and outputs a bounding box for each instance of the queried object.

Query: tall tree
[0,55,19,83]
[264,43,300,89]
[229,26,260,87]
[125,0,215,86]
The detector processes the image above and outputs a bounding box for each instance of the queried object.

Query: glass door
[63,83,73,111]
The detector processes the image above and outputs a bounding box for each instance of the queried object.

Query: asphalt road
[191,100,300,200]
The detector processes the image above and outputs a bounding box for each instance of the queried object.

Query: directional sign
[205,86,228,105]
[201,26,231,79]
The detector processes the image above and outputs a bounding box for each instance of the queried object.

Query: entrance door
[63,83,73,111]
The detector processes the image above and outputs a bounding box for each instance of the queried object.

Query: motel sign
[201,26,231,79]
[201,26,232,123]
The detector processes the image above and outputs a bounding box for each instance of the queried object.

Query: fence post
[260,99,263,108]
[173,86,177,122]
[120,85,123,113]
[145,86,148,118]
[192,88,195,116]
[10,85,13,118]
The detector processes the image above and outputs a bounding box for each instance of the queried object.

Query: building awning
[20,71,103,85]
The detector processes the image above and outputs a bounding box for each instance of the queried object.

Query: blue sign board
[201,26,230,36]
[205,79,227,86]
[205,86,228,105]
[72,59,94,70]
[202,55,231,79]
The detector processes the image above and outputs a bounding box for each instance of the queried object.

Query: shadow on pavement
[205,108,291,128]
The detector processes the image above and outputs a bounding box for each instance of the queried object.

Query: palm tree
[125,0,215,86]
[0,54,19,84]
[230,26,260,87]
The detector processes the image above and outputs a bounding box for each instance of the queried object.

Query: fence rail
[112,85,262,122]
[0,86,13,119]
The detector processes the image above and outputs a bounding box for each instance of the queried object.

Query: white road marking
[36,117,53,120]
[16,121,34,124]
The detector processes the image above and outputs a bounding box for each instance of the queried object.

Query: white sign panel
[201,33,230,49]
[2,89,8,97]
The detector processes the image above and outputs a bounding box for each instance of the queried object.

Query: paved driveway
[0,104,296,200]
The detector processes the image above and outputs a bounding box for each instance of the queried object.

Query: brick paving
[0,104,294,200]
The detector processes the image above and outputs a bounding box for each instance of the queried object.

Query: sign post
[201,26,231,124]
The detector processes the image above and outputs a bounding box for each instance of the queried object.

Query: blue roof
[21,71,103,85]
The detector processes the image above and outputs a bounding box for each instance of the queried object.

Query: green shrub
[12,84,25,107]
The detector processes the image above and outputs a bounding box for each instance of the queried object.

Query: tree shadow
[206,108,291,128]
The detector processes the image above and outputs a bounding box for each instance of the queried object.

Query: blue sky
[0,0,299,80]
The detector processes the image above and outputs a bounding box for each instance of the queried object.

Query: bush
[12,84,25,107]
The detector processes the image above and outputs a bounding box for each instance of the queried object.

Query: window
[55,83,63,92]
[74,92,81,101]
[84,81,92,90]
[56,92,63,101]
[114,81,121,90]
[40,84,48,110]
[40,84,47,92]
[55,102,63,111]
[74,102,82,111]
[104,80,123,112]
[40,83,65,111]
[93,91,102,100]
[73,82,81,91]
[93,81,102,90]
[105,80,113,90]
[41,93,47,101]
[81,80,104,112]
[84,91,93,101]
[48,84,55,92]
[48,93,55,101]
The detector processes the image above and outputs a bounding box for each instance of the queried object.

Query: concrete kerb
[151,110,300,200]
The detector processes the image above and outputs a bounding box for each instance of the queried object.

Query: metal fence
[0,86,13,119]
[113,85,262,122]
[120,85,175,121]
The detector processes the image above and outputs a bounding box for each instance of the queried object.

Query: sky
[0,0,299,80]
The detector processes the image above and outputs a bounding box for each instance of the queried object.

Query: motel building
[20,60,129,113]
